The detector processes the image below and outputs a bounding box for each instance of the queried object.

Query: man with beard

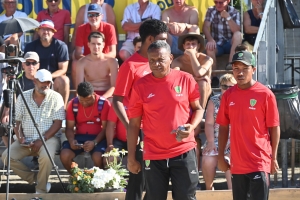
[1,69,65,193]
[24,20,70,108]
[76,32,118,98]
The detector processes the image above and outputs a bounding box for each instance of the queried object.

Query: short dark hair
[139,19,168,43]
[88,31,105,42]
[148,40,171,54]
[77,82,94,97]
[133,36,142,46]
[235,44,249,52]
[183,36,200,44]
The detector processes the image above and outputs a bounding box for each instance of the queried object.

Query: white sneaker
[35,182,51,194]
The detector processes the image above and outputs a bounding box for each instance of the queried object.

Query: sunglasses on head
[88,13,100,18]
[220,85,233,90]
[25,61,38,66]
[47,0,59,2]
[214,1,226,5]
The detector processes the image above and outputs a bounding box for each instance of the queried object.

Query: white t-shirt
[0,11,28,49]
[121,2,161,41]
[84,3,107,24]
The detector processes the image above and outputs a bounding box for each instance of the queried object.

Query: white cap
[34,69,53,83]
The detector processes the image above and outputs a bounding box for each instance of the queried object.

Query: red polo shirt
[75,22,117,55]
[37,9,71,41]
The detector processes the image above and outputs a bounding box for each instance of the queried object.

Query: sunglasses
[88,13,100,18]
[214,1,226,5]
[25,61,38,66]
[220,85,233,90]
[47,0,59,2]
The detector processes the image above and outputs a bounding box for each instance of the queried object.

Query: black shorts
[61,134,106,156]
[232,171,270,200]
[144,149,198,200]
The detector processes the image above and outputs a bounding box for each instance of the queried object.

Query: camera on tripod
[0,44,25,76]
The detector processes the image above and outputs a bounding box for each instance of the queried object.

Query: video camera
[0,44,25,76]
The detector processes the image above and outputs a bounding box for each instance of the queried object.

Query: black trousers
[232,171,270,200]
[125,130,145,200]
[144,149,198,200]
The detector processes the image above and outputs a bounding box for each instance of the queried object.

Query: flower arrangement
[68,148,129,193]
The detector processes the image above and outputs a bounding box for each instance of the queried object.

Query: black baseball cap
[231,51,256,67]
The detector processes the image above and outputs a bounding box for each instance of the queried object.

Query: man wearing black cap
[216,51,280,200]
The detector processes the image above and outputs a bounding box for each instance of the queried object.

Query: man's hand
[70,140,79,150]
[30,140,43,152]
[177,123,195,139]
[127,159,141,174]
[256,1,263,13]
[167,22,186,35]
[184,48,197,57]
[105,145,114,153]
[218,156,230,172]
[206,40,216,51]
[271,159,279,174]
[220,10,230,19]
[2,114,9,124]
[18,136,25,144]
[83,141,95,152]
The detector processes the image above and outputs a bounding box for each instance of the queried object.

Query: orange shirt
[129,70,200,160]
[66,94,111,135]
[37,9,71,41]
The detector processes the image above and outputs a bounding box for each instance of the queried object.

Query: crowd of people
[0,0,281,200]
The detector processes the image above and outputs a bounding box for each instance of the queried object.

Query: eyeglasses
[214,1,226,5]
[88,13,100,18]
[220,85,233,90]
[47,0,59,2]
[25,61,38,66]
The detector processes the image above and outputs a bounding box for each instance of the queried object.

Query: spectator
[202,73,236,190]
[243,0,264,52]
[104,98,129,167]
[60,82,109,172]
[1,69,65,193]
[127,41,204,200]
[0,0,27,49]
[172,32,212,109]
[133,36,142,52]
[76,32,118,98]
[118,0,161,61]
[35,0,71,45]
[203,0,242,86]
[113,19,168,200]
[72,3,117,88]
[162,0,200,56]
[24,20,70,108]
[217,51,280,200]
[235,44,249,52]
[71,0,117,51]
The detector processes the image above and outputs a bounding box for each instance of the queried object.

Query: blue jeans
[216,40,232,56]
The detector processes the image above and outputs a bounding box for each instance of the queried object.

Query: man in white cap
[1,69,65,194]
[24,20,70,108]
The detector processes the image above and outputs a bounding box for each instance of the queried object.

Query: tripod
[1,69,66,200]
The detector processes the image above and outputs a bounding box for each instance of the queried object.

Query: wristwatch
[226,16,232,21]
[93,140,98,146]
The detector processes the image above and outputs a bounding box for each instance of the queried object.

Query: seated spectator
[118,0,161,61]
[202,73,236,190]
[72,3,117,88]
[172,32,213,109]
[162,0,200,56]
[35,0,71,44]
[76,32,118,98]
[133,36,142,52]
[1,69,65,193]
[104,98,129,168]
[60,82,109,172]
[71,0,117,51]
[235,44,249,52]
[24,20,70,108]
[0,0,27,50]
[203,0,242,86]
[243,0,263,52]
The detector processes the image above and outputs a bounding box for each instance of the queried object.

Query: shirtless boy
[76,32,118,98]
[172,32,213,109]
